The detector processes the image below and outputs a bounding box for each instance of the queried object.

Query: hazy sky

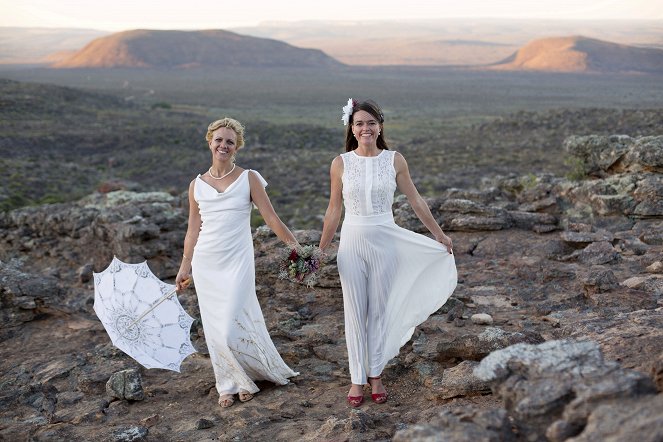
[2,0,661,30]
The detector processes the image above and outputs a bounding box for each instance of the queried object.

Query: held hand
[175,273,192,292]
[435,233,453,254]
[318,244,330,260]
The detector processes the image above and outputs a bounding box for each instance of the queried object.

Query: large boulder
[393,406,513,442]
[561,135,663,219]
[474,339,660,441]
[0,191,187,281]
[0,262,62,326]
[564,135,663,176]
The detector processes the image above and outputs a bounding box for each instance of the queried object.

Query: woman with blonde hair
[176,117,298,408]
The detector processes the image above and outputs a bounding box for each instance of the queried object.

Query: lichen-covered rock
[106,369,144,401]
[563,135,633,177]
[632,175,663,216]
[474,339,659,441]
[624,136,663,173]
[0,262,62,326]
[393,406,514,442]
[436,327,544,361]
[577,241,620,265]
[565,395,663,442]
[449,215,511,231]
[112,426,148,442]
[561,230,614,245]
[582,267,618,295]
[561,308,663,375]
[430,360,491,400]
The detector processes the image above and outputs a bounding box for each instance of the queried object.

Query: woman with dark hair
[319,99,457,407]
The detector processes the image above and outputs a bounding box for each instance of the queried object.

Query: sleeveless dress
[337,149,457,384]
[191,169,298,395]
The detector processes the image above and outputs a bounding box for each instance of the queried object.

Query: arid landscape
[1,18,662,441]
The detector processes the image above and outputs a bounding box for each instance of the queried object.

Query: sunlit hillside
[492,36,663,73]
[52,29,342,68]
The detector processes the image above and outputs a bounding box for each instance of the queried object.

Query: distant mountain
[3,22,662,67]
[0,27,108,64]
[232,19,663,66]
[491,36,663,73]
[52,29,343,68]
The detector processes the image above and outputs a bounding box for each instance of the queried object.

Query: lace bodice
[341,149,397,216]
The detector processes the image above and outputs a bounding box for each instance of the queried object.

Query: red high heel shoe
[368,376,388,404]
[347,385,364,407]
[347,394,364,407]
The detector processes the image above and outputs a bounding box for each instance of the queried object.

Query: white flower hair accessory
[341,98,355,126]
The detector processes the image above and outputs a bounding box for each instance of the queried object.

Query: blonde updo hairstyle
[205,117,245,150]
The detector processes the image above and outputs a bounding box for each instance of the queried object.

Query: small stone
[533,224,557,234]
[578,241,620,265]
[106,369,144,401]
[646,261,663,273]
[621,276,647,289]
[583,268,619,294]
[471,313,494,325]
[195,418,214,430]
[113,426,148,441]
[140,414,160,428]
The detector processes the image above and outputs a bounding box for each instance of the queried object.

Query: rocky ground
[1,135,662,441]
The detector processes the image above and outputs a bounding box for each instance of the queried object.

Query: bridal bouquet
[278,245,323,287]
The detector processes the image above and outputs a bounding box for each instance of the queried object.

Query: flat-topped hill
[491,36,663,73]
[52,29,343,68]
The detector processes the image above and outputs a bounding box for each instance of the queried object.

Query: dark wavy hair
[345,100,389,152]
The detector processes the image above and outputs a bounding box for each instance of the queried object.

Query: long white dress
[191,169,298,395]
[337,149,457,385]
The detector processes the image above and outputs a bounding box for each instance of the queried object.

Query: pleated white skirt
[337,212,457,384]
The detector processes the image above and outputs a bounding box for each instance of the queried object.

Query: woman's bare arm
[394,152,453,253]
[176,179,201,290]
[249,171,298,247]
[319,156,344,251]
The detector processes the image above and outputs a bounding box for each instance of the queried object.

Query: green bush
[151,102,172,110]
[564,156,586,181]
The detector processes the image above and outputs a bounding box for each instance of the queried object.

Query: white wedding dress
[337,149,457,384]
[191,169,298,395]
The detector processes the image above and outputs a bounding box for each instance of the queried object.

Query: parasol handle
[127,278,191,329]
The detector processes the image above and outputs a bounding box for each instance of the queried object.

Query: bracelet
[182,254,190,261]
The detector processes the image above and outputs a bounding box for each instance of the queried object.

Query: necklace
[208,163,236,180]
